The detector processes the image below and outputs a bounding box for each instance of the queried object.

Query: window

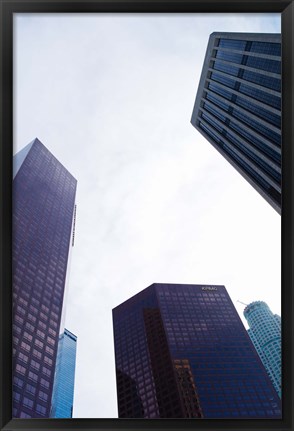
[13,376,24,388]
[20,412,31,418]
[31,360,40,370]
[45,346,54,356]
[23,397,34,408]
[38,321,47,331]
[44,356,52,366]
[40,378,49,389]
[15,364,26,375]
[48,328,56,337]
[18,352,28,363]
[13,391,21,402]
[38,391,48,401]
[27,313,36,323]
[36,404,46,415]
[47,337,55,347]
[42,366,51,377]
[25,322,35,332]
[28,371,38,382]
[32,349,42,360]
[23,332,33,342]
[37,330,45,339]
[35,339,44,349]
[15,315,24,325]
[25,384,36,395]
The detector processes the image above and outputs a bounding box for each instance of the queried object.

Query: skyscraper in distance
[243,301,281,398]
[112,283,281,419]
[50,329,77,418]
[191,33,281,213]
[12,138,77,418]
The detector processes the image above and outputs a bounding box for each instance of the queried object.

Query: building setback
[50,329,77,418]
[191,32,281,214]
[244,301,281,398]
[112,283,281,419]
[12,138,77,418]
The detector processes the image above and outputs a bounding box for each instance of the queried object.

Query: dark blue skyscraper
[12,138,77,418]
[50,329,77,418]
[191,33,281,213]
[113,283,281,419]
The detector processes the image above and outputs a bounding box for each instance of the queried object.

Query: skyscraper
[112,283,281,419]
[243,301,281,398]
[50,329,77,418]
[191,32,281,213]
[12,138,77,418]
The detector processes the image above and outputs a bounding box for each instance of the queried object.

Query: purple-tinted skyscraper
[12,138,77,418]
[112,283,281,419]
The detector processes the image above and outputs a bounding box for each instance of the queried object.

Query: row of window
[209,72,281,110]
[212,60,281,92]
[215,49,281,74]
[201,106,281,184]
[206,93,281,164]
[198,121,280,206]
[218,39,281,57]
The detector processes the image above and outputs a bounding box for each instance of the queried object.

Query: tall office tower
[191,33,281,214]
[112,283,281,419]
[243,301,281,398]
[12,138,77,418]
[50,329,77,418]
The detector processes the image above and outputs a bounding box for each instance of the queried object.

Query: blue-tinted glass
[232,109,280,145]
[224,131,280,183]
[223,144,270,189]
[210,72,236,89]
[201,112,225,134]
[250,41,281,56]
[199,122,221,144]
[218,39,247,51]
[50,330,77,418]
[205,92,231,113]
[193,34,281,211]
[239,83,281,111]
[234,97,281,128]
[213,61,240,77]
[216,50,244,64]
[203,102,227,122]
[242,70,281,92]
[230,122,280,163]
[204,92,280,146]
[246,56,280,74]
[207,87,280,128]
[201,103,280,182]
[208,82,233,100]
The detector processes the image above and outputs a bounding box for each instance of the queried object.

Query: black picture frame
[0,1,293,430]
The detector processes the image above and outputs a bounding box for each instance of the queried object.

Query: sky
[14,13,281,418]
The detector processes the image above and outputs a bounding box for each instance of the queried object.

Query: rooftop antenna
[237,300,248,307]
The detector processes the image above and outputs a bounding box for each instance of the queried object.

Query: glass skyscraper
[191,33,281,213]
[12,138,77,418]
[243,301,281,398]
[112,283,281,419]
[50,329,77,418]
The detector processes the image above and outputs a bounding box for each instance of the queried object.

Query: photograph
[11,9,282,422]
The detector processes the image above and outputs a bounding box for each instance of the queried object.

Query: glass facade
[191,33,281,214]
[50,329,77,418]
[244,301,281,398]
[12,138,77,418]
[112,283,281,419]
